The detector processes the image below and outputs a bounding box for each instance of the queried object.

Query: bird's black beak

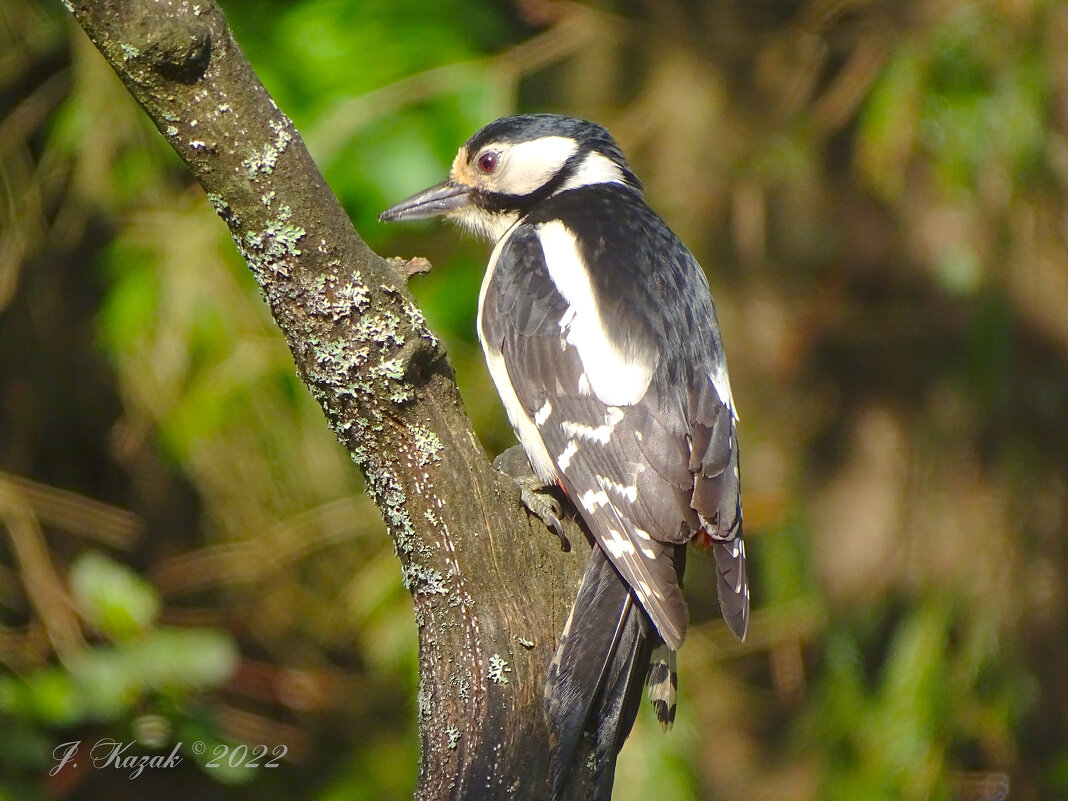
[379,180,471,223]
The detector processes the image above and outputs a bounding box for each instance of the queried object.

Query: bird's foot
[514,474,568,550]
[493,446,570,551]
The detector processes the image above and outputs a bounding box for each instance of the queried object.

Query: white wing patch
[602,531,637,558]
[557,306,576,334]
[537,221,655,406]
[557,439,579,470]
[577,372,591,396]
[534,399,553,426]
[596,475,638,503]
[595,476,656,558]
[560,406,624,444]
[579,489,610,511]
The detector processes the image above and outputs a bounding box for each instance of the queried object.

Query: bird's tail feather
[647,645,677,731]
[713,536,750,640]
[545,546,657,801]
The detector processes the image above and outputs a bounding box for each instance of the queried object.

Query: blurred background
[2,0,1066,799]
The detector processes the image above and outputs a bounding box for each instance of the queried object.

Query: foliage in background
[2,0,1067,800]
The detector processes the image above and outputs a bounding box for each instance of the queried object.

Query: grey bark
[66,1,598,798]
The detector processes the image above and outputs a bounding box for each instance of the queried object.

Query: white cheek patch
[488,136,579,197]
[537,221,655,406]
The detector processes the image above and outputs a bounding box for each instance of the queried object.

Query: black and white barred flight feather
[381,113,748,800]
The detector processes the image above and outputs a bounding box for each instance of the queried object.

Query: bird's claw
[493,446,570,551]
[514,474,569,550]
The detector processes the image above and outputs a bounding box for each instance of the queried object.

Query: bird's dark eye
[477,151,499,174]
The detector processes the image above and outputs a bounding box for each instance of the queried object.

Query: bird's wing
[482,221,746,647]
[686,363,749,639]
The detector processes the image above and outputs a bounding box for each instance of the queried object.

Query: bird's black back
[521,183,728,400]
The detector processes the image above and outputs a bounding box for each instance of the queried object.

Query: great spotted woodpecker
[381,114,748,800]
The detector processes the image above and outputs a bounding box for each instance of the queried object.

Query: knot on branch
[142,18,213,84]
[386,255,433,282]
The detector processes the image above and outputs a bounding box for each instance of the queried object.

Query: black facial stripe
[475,189,533,216]
[533,150,587,198]
[475,149,640,216]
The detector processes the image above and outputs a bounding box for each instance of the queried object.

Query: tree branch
[66,1,592,798]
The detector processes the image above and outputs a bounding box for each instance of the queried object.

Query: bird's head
[379,114,641,240]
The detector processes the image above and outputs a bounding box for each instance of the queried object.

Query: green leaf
[125,629,239,691]
[69,551,162,641]
[22,667,86,727]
